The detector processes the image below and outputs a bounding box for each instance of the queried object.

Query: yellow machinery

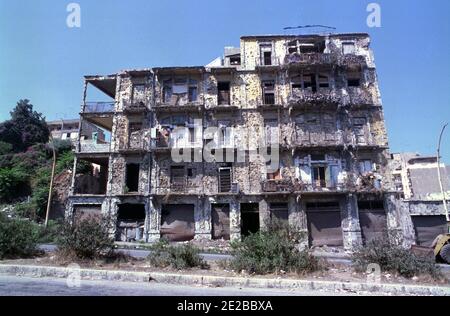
[432,232,450,264]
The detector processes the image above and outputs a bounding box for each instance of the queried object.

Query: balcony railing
[83,102,115,113]
[119,130,150,152]
[344,87,375,106]
[78,139,110,153]
[255,56,281,67]
[123,100,149,112]
[288,88,341,106]
[261,179,304,193]
[284,53,335,66]
[338,54,367,67]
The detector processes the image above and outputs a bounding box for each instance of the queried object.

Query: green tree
[0,99,49,152]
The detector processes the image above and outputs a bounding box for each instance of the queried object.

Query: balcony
[118,130,150,154]
[287,88,341,108]
[284,53,335,67]
[154,93,204,112]
[343,87,375,107]
[78,139,110,154]
[123,100,150,113]
[337,54,368,68]
[261,178,304,193]
[150,129,203,152]
[255,56,281,69]
[299,180,348,193]
[82,102,115,114]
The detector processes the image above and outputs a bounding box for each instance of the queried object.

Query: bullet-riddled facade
[68,33,404,250]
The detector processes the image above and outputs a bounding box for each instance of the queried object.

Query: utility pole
[436,123,449,232]
[45,135,57,227]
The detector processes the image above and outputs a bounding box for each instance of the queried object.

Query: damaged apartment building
[68,32,406,251]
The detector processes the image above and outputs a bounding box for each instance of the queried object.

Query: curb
[0,264,449,296]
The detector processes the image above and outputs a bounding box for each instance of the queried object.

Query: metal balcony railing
[83,102,115,113]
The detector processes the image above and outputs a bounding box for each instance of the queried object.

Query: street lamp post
[45,135,57,227]
[436,123,449,233]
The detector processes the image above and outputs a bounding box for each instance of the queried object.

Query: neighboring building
[47,119,106,144]
[68,32,404,250]
[391,153,449,247]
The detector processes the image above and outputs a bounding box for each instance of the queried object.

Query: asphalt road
[0,275,356,296]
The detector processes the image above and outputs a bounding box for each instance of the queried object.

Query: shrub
[0,213,40,259]
[352,237,442,279]
[229,220,321,275]
[0,166,29,202]
[148,239,208,269]
[56,216,114,260]
[38,220,61,244]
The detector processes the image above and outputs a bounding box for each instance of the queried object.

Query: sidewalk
[0,263,448,296]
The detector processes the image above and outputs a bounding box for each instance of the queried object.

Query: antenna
[283,25,336,35]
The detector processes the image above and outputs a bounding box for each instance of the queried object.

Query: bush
[229,220,321,275]
[352,237,442,279]
[56,216,114,260]
[148,239,208,269]
[0,213,40,259]
[0,166,29,202]
[38,220,61,244]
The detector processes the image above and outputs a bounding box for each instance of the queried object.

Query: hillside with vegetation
[0,100,77,222]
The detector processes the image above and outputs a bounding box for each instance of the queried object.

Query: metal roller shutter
[306,202,343,247]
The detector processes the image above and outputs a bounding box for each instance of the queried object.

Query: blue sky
[0,0,449,162]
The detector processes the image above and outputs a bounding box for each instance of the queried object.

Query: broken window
[359,160,374,174]
[287,39,325,54]
[187,167,195,178]
[260,44,273,65]
[125,163,140,192]
[217,120,232,147]
[229,55,241,65]
[218,82,230,105]
[353,118,367,144]
[218,166,232,193]
[163,79,173,103]
[303,74,317,92]
[262,81,275,105]
[342,42,356,55]
[170,166,185,189]
[347,71,361,87]
[318,74,329,88]
[312,166,326,188]
[132,84,146,104]
[291,74,303,92]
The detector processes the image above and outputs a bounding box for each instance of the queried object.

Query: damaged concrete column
[147,197,160,242]
[384,192,407,246]
[194,197,212,240]
[103,197,119,239]
[289,196,309,249]
[230,198,241,241]
[258,199,270,230]
[341,194,363,251]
